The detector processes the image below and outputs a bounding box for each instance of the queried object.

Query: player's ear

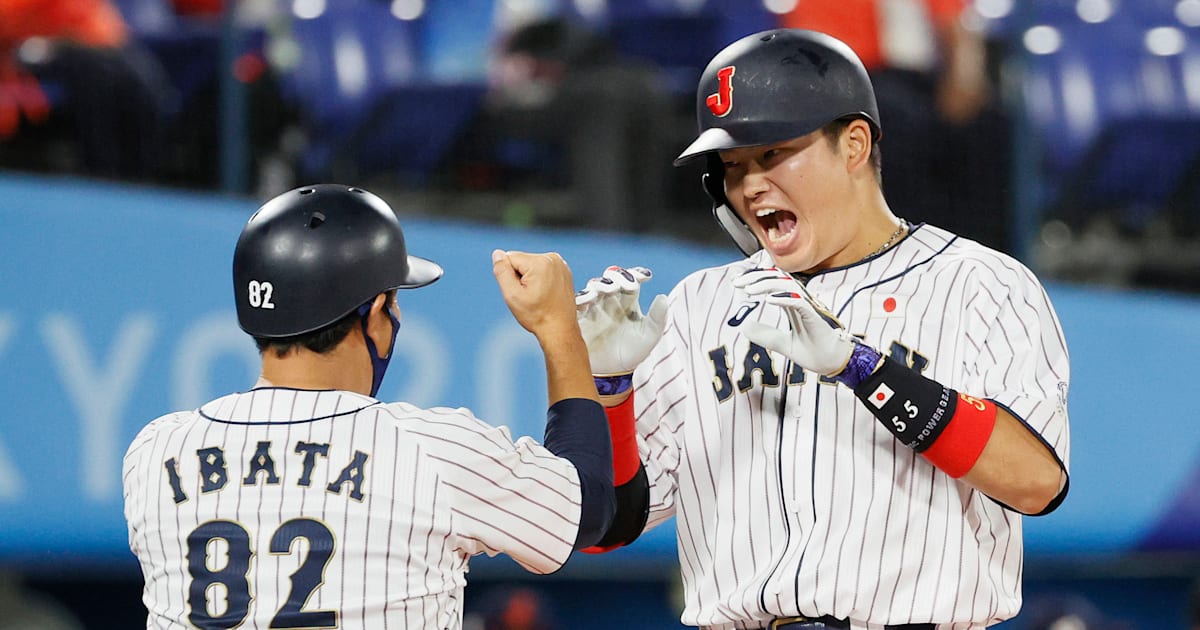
[843,119,872,173]
[385,289,400,322]
[363,292,390,335]
[369,292,389,316]
[363,291,398,352]
[370,291,402,324]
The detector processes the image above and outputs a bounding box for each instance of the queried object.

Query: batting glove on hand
[576,266,668,376]
[731,267,858,378]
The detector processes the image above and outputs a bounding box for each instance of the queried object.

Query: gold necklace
[865,219,907,260]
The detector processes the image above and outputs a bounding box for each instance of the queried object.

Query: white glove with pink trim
[575,265,668,376]
[732,267,857,377]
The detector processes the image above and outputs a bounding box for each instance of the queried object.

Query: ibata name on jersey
[162,440,369,505]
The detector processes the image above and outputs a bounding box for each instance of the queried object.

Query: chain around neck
[864,219,908,261]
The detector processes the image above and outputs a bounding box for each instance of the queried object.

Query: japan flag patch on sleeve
[868,383,895,409]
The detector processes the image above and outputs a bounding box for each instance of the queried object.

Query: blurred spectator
[473,17,675,231]
[481,586,559,630]
[171,0,221,18]
[158,0,291,193]
[0,0,170,180]
[784,0,1013,251]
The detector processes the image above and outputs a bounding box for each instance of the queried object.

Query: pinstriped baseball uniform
[632,224,1070,630]
[123,386,583,629]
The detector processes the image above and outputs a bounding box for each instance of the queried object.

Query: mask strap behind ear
[357,298,401,397]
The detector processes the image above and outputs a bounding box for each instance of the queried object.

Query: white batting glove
[731,267,857,377]
[576,266,668,376]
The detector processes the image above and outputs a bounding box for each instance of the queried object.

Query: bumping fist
[575,265,668,376]
[492,249,578,338]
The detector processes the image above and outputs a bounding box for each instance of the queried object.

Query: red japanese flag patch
[868,383,895,409]
[872,294,904,318]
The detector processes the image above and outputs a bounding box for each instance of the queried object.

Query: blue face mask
[357,299,400,397]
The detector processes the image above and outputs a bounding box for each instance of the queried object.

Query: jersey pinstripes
[632,224,1070,630]
[123,388,582,629]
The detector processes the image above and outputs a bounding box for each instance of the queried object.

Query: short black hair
[253,290,395,358]
[254,309,361,358]
[820,116,883,186]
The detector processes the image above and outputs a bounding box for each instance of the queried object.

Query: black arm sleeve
[543,398,616,549]
[591,464,649,548]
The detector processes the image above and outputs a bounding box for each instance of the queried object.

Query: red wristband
[605,393,639,485]
[920,393,997,478]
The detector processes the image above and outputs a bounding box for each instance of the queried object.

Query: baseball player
[122,184,639,629]
[575,30,1071,629]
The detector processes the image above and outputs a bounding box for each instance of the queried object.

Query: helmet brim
[674,128,740,166]
[398,255,443,289]
[673,116,881,167]
[673,121,824,166]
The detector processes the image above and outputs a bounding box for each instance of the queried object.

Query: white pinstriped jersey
[123,387,583,629]
[633,224,1070,630]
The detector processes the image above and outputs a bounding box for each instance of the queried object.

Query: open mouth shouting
[755,208,798,247]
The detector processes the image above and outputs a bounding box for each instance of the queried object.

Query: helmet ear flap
[713,201,761,257]
[703,155,760,256]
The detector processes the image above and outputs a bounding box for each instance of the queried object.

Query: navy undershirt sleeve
[543,398,615,549]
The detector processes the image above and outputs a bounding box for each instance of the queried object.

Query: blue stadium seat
[560,0,772,97]
[1125,0,1189,26]
[287,1,422,116]
[279,0,421,177]
[276,0,484,182]
[111,0,226,121]
[337,82,487,180]
[1017,15,1200,231]
[110,0,178,37]
[605,13,722,95]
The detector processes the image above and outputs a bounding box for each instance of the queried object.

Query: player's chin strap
[357,301,401,397]
[703,153,761,257]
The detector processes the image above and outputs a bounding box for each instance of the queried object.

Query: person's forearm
[934,18,989,124]
[543,398,615,549]
[844,350,1066,515]
[534,298,614,548]
[963,408,1066,515]
[539,324,601,405]
[938,19,986,90]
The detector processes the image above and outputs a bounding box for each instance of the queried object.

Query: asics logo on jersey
[726,301,760,326]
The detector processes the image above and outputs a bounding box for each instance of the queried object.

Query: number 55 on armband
[852,353,998,478]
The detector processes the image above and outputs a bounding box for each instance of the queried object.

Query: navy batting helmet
[234,184,443,338]
[674,29,881,255]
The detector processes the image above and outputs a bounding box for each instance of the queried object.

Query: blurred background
[1,0,1199,628]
